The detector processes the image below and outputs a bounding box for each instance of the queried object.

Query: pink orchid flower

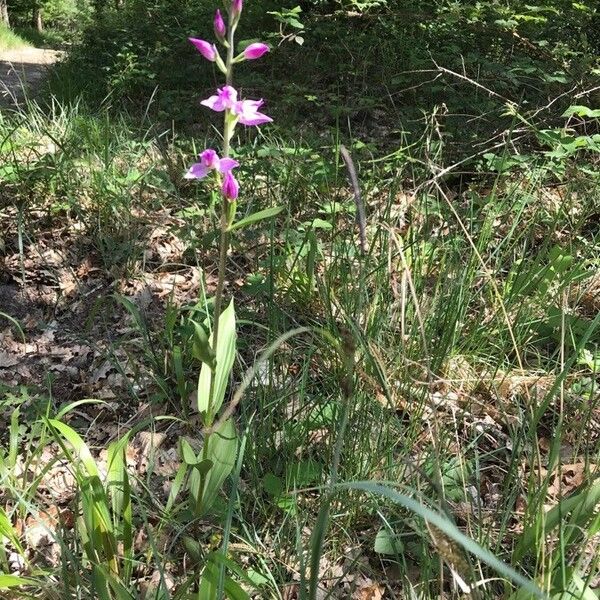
[234,99,273,126]
[201,86,273,126]
[243,43,270,60]
[222,171,240,200]
[189,38,218,62]
[201,85,238,112]
[185,149,239,180]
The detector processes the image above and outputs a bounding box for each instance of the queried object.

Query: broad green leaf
[552,571,599,600]
[184,536,203,564]
[106,443,126,516]
[228,206,284,232]
[165,462,188,514]
[106,442,133,584]
[263,473,284,497]
[180,438,200,465]
[80,475,118,572]
[200,419,238,515]
[209,551,260,589]
[223,575,251,600]
[200,553,251,600]
[247,568,270,587]
[96,565,136,600]
[198,561,218,599]
[562,105,600,118]
[192,321,216,369]
[339,481,544,598]
[374,527,404,555]
[0,507,22,552]
[197,300,236,416]
[55,399,107,421]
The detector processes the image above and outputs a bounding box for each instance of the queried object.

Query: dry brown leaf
[354,579,385,600]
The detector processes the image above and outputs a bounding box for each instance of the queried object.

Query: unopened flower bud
[189,38,218,62]
[214,9,226,41]
[244,43,270,60]
[232,0,243,19]
[222,171,239,201]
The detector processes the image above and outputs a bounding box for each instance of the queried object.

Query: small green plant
[266,6,305,46]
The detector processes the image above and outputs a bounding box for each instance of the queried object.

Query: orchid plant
[182,0,278,519]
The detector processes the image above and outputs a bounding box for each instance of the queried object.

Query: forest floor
[0,47,63,106]
[0,16,599,596]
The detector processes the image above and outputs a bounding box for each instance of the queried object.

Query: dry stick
[431,60,516,105]
[339,145,367,255]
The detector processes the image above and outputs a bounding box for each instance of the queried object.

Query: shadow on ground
[0,48,64,107]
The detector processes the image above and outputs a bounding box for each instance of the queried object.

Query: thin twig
[339,144,367,254]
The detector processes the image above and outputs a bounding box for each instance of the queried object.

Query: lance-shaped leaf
[200,418,238,515]
[197,299,236,416]
[228,206,284,232]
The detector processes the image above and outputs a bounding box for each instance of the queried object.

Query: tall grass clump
[0,24,30,51]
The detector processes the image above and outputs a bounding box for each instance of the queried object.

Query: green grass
[0,24,31,51]
[1,97,598,598]
[0,20,599,596]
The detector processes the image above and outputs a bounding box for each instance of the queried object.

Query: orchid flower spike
[185,149,239,180]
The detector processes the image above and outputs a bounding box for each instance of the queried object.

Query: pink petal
[200,149,220,169]
[235,99,273,126]
[218,158,239,173]
[185,163,210,179]
[218,85,238,106]
[239,113,273,126]
[202,86,238,112]
[201,94,225,111]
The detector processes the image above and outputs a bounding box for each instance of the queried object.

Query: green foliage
[1,0,600,597]
[0,22,30,49]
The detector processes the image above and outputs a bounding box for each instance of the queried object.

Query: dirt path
[0,47,64,107]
